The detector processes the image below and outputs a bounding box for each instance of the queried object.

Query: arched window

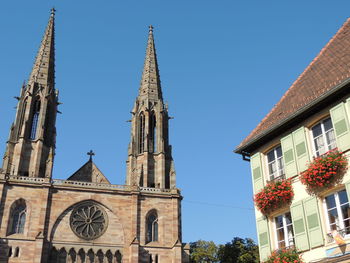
[17,98,27,139]
[87,249,95,263]
[115,250,122,263]
[8,200,26,235]
[138,113,145,154]
[68,248,76,263]
[146,211,158,243]
[78,249,86,263]
[106,250,113,263]
[14,247,20,257]
[58,248,67,263]
[30,98,41,140]
[150,112,157,153]
[97,249,104,263]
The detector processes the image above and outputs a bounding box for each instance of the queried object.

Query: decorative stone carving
[70,202,108,240]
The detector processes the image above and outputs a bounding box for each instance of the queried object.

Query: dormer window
[311,117,336,157]
[266,146,285,181]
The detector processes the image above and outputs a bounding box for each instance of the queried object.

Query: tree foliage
[190,237,259,263]
[190,240,219,263]
[217,237,259,263]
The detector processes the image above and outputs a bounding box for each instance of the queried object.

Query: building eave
[234,77,350,156]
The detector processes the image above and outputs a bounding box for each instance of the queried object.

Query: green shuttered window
[330,101,350,152]
[280,127,310,177]
[281,134,298,178]
[250,153,264,193]
[304,197,324,248]
[293,127,310,173]
[256,217,271,261]
[290,201,310,251]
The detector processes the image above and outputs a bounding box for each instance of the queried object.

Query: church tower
[126,26,176,189]
[1,9,58,178]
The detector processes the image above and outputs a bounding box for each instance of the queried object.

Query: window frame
[323,189,350,239]
[310,117,337,157]
[7,199,27,236]
[273,212,295,249]
[265,145,285,182]
[146,210,159,243]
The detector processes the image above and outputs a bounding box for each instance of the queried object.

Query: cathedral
[0,9,189,263]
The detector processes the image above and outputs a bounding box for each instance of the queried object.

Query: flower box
[264,248,303,263]
[254,179,294,216]
[300,149,348,195]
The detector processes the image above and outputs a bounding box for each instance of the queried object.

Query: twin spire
[31,8,161,100]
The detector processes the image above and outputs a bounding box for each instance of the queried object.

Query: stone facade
[0,9,189,263]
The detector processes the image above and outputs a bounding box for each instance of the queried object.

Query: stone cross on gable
[87,150,95,161]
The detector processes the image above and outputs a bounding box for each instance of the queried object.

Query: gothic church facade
[0,10,189,263]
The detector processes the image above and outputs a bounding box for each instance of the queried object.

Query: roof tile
[237,18,350,151]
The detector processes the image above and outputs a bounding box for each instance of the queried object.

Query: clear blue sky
[1,0,349,245]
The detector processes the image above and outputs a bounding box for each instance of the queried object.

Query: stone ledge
[0,175,181,196]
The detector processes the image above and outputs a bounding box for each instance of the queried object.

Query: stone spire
[139,25,163,101]
[126,26,176,189]
[29,7,55,87]
[1,9,58,178]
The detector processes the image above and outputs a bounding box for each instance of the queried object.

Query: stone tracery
[70,202,108,240]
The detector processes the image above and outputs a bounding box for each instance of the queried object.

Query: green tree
[217,237,259,263]
[190,240,219,263]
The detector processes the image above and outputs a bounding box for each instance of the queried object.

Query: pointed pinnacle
[29,9,55,86]
[139,25,163,101]
[51,7,56,16]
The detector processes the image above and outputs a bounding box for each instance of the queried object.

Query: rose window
[70,202,108,240]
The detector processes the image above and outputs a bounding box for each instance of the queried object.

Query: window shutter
[250,153,265,194]
[330,102,350,152]
[281,134,298,178]
[290,201,310,251]
[256,216,271,261]
[303,197,324,248]
[292,127,310,173]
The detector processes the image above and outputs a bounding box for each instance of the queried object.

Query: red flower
[254,179,294,215]
[300,149,348,195]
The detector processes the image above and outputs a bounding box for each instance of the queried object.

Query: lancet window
[150,112,157,153]
[138,112,145,153]
[30,97,41,140]
[8,199,27,235]
[146,210,158,243]
[17,98,27,139]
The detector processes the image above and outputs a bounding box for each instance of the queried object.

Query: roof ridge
[237,17,350,151]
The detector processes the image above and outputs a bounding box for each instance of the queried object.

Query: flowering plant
[254,179,294,215]
[300,149,348,194]
[264,248,303,263]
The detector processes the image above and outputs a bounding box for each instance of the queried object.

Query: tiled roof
[237,18,350,152]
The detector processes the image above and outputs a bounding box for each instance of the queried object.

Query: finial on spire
[149,25,154,33]
[87,150,95,161]
[51,7,56,16]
